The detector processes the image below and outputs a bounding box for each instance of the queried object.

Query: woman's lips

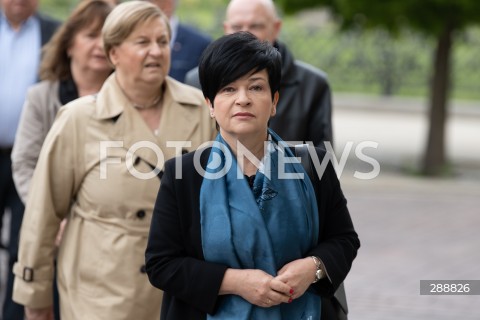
[234,112,254,118]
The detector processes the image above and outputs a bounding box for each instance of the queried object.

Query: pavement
[333,93,480,320]
[1,93,479,319]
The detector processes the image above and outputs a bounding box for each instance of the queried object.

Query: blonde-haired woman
[12,1,215,319]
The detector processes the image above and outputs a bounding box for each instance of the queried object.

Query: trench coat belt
[72,206,150,236]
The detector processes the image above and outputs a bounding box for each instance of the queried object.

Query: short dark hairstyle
[198,31,282,105]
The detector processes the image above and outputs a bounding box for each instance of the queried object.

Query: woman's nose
[94,36,103,47]
[149,43,163,56]
[236,88,251,105]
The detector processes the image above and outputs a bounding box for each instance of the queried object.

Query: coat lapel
[95,74,203,168]
[155,78,201,159]
[96,74,165,169]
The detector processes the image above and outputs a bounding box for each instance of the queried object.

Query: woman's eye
[222,87,235,93]
[250,85,263,91]
[158,40,169,46]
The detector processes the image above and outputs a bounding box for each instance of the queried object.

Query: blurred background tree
[39,0,76,19]
[276,0,480,175]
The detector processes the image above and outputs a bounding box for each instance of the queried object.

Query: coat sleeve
[307,70,333,147]
[12,105,83,308]
[11,86,52,203]
[308,148,360,297]
[145,157,228,315]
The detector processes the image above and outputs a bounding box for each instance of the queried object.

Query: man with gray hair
[185,0,333,147]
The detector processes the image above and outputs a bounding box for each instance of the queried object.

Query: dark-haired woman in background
[146,31,360,319]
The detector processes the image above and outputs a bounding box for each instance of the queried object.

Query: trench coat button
[136,210,146,219]
[140,265,146,273]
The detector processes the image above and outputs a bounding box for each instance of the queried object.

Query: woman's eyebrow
[248,76,267,82]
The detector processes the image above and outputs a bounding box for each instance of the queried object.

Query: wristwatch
[310,256,324,283]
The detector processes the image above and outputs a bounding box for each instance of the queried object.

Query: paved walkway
[333,93,480,174]
[333,94,480,320]
[340,171,480,320]
[1,94,479,319]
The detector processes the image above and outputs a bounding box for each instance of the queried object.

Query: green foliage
[38,0,480,100]
[179,2,480,100]
[276,0,332,15]
[280,14,480,99]
[278,0,480,174]
[176,0,227,38]
[281,19,431,96]
[277,0,480,35]
[402,0,480,34]
[276,0,480,100]
[39,0,77,20]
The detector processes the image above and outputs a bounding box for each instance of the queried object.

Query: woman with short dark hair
[146,31,360,320]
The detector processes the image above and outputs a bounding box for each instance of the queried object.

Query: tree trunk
[421,24,454,176]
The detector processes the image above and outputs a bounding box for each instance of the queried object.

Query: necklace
[115,76,163,110]
[133,95,161,109]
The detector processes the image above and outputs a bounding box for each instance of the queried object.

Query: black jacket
[145,147,359,320]
[184,41,333,147]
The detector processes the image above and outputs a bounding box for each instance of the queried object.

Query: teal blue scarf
[200,130,321,320]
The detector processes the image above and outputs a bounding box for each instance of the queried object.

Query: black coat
[271,42,333,146]
[146,147,360,320]
[184,41,333,147]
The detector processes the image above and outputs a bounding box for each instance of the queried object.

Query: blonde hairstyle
[102,0,171,64]
[39,0,114,81]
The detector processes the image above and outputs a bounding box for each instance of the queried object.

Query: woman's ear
[206,98,214,118]
[109,47,118,67]
[271,91,279,117]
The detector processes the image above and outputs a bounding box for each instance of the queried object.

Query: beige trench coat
[12,74,216,320]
